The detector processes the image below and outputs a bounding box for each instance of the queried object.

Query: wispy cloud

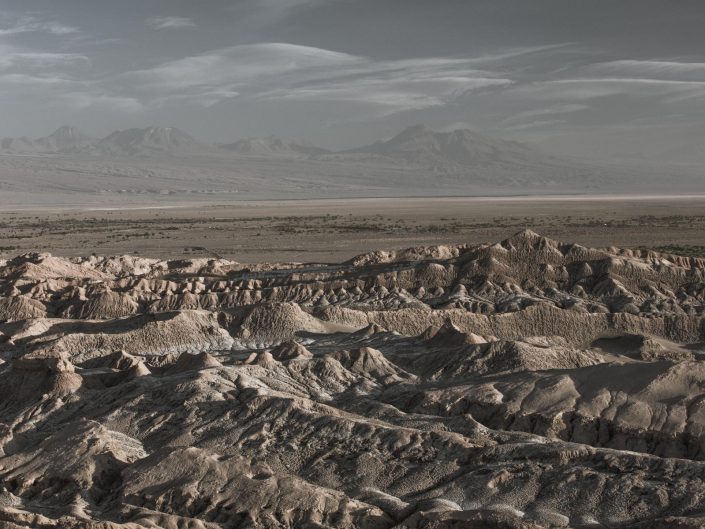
[586,60,705,78]
[146,16,197,30]
[0,24,129,115]
[0,50,90,71]
[254,0,334,11]
[504,104,588,123]
[122,43,358,93]
[117,42,513,112]
[265,75,511,113]
[232,0,343,28]
[60,92,143,112]
[509,77,705,103]
[506,119,566,131]
[0,72,74,88]
[511,59,705,103]
[0,70,143,113]
[0,15,78,37]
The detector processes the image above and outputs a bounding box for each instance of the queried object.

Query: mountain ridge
[0,123,614,194]
[340,124,563,169]
[1,123,550,163]
[219,136,330,158]
[1,126,94,154]
[95,126,211,156]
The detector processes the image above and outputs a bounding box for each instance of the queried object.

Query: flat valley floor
[2,195,704,263]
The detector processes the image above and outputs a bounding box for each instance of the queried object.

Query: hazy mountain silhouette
[1,123,662,201]
[342,124,562,170]
[1,126,93,153]
[0,136,42,153]
[220,136,330,157]
[37,126,94,152]
[95,126,209,156]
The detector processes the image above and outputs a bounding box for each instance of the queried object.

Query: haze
[1,0,705,167]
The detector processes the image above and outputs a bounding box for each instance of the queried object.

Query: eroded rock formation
[2,231,705,527]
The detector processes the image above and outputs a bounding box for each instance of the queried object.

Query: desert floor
[1,195,704,262]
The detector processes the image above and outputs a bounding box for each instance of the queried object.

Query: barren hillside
[1,232,705,527]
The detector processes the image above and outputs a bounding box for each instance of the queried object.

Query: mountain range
[330,124,566,171]
[0,125,585,183]
[5,124,672,203]
[220,136,330,157]
[1,126,94,154]
[95,127,209,156]
[0,124,568,170]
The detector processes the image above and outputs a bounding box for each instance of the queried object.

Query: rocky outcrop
[2,233,705,528]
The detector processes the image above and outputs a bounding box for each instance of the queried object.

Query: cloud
[504,104,588,123]
[266,75,511,113]
[117,42,512,112]
[509,59,705,103]
[152,89,241,108]
[147,16,197,30]
[1,39,511,117]
[0,43,129,116]
[123,43,358,91]
[467,43,579,66]
[0,15,78,37]
[232,0,343,27]
[0,50,90,71]
[117,43,361,106]
[254,0,333,10]
[506,119,566,131]
[0,73,74,88]
[60,92,143,112]
[510,77,705,102]
[586,60,705,78]
[0,71,142,113]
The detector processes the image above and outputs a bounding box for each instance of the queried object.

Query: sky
[1,0,705,161]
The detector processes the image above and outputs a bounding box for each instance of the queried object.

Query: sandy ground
[1,195,704,263]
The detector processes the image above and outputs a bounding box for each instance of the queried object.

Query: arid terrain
[2,196,705,263]
[3,227,705,528]
[3,1,705,526]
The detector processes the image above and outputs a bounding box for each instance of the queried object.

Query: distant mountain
[1,126,93,154]
[341,124,561,170]
[37,126,94,152]
[96,126,209,156]
[2,124,555,167]
[220,136,329,158]
[0,136,43,153]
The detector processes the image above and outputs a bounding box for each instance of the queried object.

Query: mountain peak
[390,124,433,143]
[220,136,329,157]
[29,126,94,152]
[345,124,548,169]
[46,126,92,143]
[49,125,87,137]
[96,126,206,156]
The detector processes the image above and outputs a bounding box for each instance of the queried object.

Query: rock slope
[2,231,705,528]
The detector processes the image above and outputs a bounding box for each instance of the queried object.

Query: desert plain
[2,195,705,263]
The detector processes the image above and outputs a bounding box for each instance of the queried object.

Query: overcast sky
[1,0,704,160]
